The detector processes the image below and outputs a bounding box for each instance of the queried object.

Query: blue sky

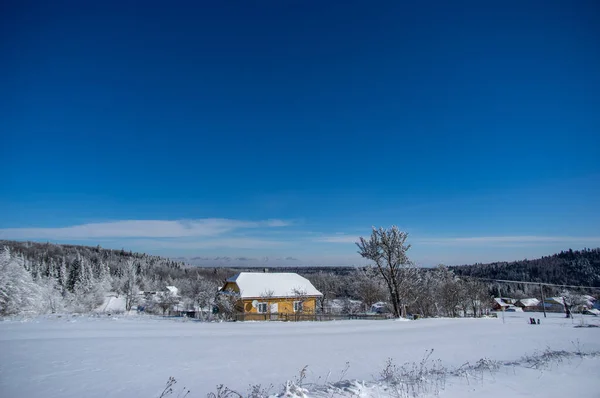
[2,1,599,266]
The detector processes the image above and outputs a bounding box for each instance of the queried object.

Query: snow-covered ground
[0,312,598,398]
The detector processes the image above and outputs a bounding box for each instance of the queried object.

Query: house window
[257,302,268,313]
[293,301,303,312]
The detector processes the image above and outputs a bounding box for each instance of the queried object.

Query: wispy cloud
[130,237,286,250]
[416,236,600,246]
[0,218,290,240]
[314,235,359,243]
[314,233,600,247]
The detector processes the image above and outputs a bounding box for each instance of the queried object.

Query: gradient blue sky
[2,1,599,266]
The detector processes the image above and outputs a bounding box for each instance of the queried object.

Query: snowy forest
[1,239,598,318]
[451,248,600,287]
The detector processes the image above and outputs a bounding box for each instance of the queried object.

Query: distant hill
[450,248,600,287]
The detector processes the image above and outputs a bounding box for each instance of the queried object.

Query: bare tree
[463,279,490,317]
[561,290,585,318]
[435,266,464,317]
[309,272,339,313]
[291,287,308,320]
[260,289,275,318]
[215,288,240,320]
[352,267,386,312]
[157,288,180,315]
[181,276,218,319]
[356,226,415,318]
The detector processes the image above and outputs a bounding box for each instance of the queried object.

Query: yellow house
[220,272,323,321]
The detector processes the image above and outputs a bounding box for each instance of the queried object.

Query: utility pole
[540,283,547,318]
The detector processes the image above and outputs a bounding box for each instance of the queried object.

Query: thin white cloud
[314,235,359,243]
[130,237,286,250]
[415,236,600,246]
[0,218,290,240]
[314,234,600,247]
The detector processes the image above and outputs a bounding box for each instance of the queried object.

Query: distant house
[220,272,322,320]
[581,295,596,309]
[138,285,181,315]
[492,298,511,311]
[504,306,524,312]
[165,286,179,296]
[543,297,566,312]
[515,298,540,311]
[583,308,600,316]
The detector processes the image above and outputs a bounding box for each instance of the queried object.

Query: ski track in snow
[0,312,599,398]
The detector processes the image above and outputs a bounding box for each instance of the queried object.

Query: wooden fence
[231,312,392,322]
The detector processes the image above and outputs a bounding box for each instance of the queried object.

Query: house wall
[222,281,318,316]
[241,297,318,315]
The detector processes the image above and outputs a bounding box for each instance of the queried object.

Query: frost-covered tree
[215,288,240,320]
[157,289,180,315]
[57,257,68,295]
[356,226,416,318]
[561,290,586,318]
[352,267,386,312]
[309,272,340,313]
[291,287,309,320]
[0,247,43,316]
[463,279,490,317]
[121,260,139,311]
[435,266,464,317]
[180,276,218,319]
[38,277,64,314]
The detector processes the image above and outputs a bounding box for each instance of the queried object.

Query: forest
[451,248,600,287]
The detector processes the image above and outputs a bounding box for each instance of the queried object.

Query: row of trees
[3,233,595,319]
[0,240,226,317]
[354,226,491,318]
[451,248,600,286]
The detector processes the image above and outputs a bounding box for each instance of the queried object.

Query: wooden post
[540,283,547,318]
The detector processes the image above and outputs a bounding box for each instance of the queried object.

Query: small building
[543,297,566,312]
[220,272,322,321]
[515,298,541,311]
[492,298,511,311]
[504,305,524,312]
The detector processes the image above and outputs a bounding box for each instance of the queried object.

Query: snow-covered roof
[517,298,540,307]
[226,272,323,299]
[371,301,388,308]
[584,308,600,316]
[166,286,179,295]
[493,298,510,307]
[546,297,565,305]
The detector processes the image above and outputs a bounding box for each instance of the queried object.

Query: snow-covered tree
[352,267,386,312]
[180,275,218,318]
[356,226,417,318]
[309,272,340,313]
[215,288,240,320]
[121,260,139,311]
[38,276,64,314]
[0,247,43,316]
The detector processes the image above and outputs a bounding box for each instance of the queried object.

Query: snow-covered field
[1,312,599,398]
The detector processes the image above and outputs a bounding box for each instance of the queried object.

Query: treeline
[4,240,597,319]
[0,240,233,316]
[450,248,600,287]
